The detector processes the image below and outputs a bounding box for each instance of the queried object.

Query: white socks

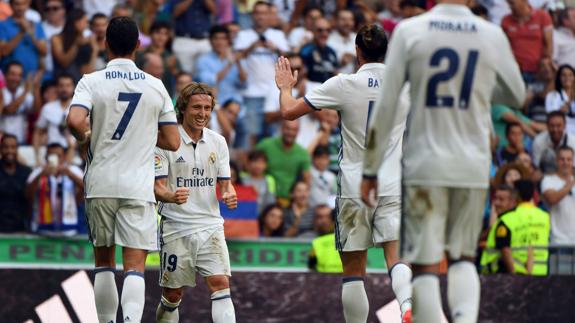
[448,261,480,323]
[94,268,118,323]
[341,277,369,323]
[156,295,180,323]
[121,271,145,323]
[390,263,413,316]
[412,275,442,323]
[211,288,236,323]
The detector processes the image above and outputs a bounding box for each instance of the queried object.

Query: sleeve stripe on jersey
[217,177,231,181]
[70,104,90,111]
[303,96,321,111]
[155,175,168,179]
[159,122,178,126]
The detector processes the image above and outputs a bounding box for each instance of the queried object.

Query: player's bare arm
[219,179,238,209]
[66,105,91,144]
[154,177,189,204]
[274,56,314,120]
[157,123,181,151]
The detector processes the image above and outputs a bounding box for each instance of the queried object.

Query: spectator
[542,146,575,244]
[327,9,356,74]
[111,3,133,18]
[41,0,66,80]
[83,0,116,18]
[0,61,34,143]
[258,203,285,237]
[525,56,556,123]
[299,17,338,86]
[491,102,545,149]
[0,0,47,76]
[553,7,575,69]
[173,71,192,105]
[136,21,181,95]
[26,143,84,236]
[241,150,277,213]
[288,5,322,52]
[51,8,97,82]
[291,0,342,22]
[533,111,575,173]
[33,73,75,166]
[213,99,241,145]
[268,0,296,28]
[283,180,314,237]
[545,65,575,134]
[516,151,543,185]
[494,162,529,188]
[89,13,108,70]
[133,0,171,36]
[196,25,246,109]
[255,119,311,206]
[0,133,31,233]
[501,0,553,85]
[168,0,216,74]
[215,0,234,25]
[496,122,529,165]
[308,205,343,273]
[142,52,164,79]
[309,145,336,208]
[378,0,403,36]
[235,1,289,147]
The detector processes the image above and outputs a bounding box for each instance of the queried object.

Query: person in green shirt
[256,119,311,206]
[491,104,546,148]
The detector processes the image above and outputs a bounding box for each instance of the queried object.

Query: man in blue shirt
[168,0,216,74]
[0,0,47,76]
[299,17,338,86]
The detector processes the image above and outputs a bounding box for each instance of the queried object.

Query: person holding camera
[234,1,289,148]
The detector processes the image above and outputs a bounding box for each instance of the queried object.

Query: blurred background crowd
[1,0,575,269]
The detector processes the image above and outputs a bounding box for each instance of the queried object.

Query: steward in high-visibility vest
[309,233,343,273]
[481,180,550,275]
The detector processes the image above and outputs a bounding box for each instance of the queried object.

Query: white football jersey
[305,63,409,198]
[364,4,526,188]
[155,126,231,243]
[70,59,177,202]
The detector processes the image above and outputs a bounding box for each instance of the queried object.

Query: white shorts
[401,186,487,264]
[335,196,400,252]
[85,198,158,250]
[159,226,231,289]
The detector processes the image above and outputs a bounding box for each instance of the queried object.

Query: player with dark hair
[275,24,413,323]
[361,0,525,321]
[67,16,180,323]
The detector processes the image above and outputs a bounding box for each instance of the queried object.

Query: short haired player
[360,0,526,322]
[67,17,181,323]
[275,24,413,323]
[154,82,238,323]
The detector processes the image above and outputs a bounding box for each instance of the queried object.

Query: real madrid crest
[209,152,216,164]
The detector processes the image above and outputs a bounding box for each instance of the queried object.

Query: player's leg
[206,275,235,323]
[197,227,236,323]
[445,188,487,323]
[156,287,184,323]
[402,186,449,323]
[86,198,120,323]
[336,198,371,323]
[340,251,369,323]
[116,200,159,323]
[374,196,413,321]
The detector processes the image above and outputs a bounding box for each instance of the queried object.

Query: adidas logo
[176,156,186,163]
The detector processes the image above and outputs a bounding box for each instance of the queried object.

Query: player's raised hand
[173,187,189,205]
[361,177,378,208]
[274,56,297,91]
[222,191,238,209]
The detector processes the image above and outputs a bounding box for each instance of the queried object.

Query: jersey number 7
[112,92,142,140]
[425,48,479,109]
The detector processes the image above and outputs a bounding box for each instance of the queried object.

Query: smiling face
[183,94,213,132]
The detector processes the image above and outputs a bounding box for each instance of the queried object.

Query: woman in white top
[546,64,575,133]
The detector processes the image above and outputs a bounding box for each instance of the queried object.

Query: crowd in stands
[1,0,575,259]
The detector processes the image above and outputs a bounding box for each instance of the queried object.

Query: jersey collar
[179,125,206,145]
[106,58,137,68]
[358,63,384,73]
[431,3,473,15]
